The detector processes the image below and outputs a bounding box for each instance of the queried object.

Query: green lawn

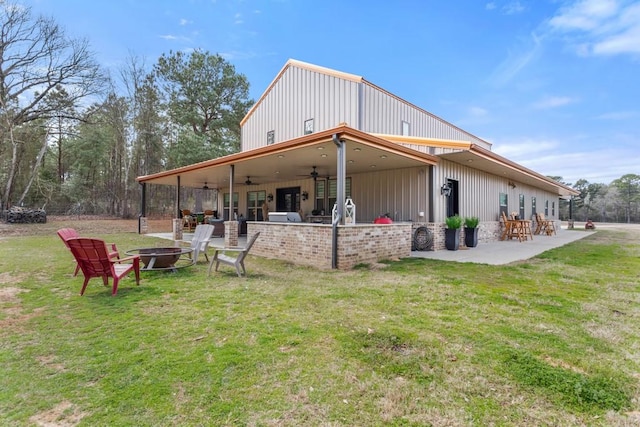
[1,225,639,426]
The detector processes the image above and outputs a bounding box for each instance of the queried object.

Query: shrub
[445,215,462,229]
[464,216,479,229]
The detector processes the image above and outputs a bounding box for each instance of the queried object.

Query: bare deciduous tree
[0,0,104,210]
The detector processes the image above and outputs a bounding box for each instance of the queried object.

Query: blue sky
[24,0,640,185]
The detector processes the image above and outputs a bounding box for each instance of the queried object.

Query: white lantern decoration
[344,197,356,225]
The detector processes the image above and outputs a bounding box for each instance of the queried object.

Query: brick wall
[412,221,503,251]
[248,222,412,269]
[247,220,507,268]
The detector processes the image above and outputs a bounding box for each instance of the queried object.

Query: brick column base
[172,219,183,241]
[225,221,238,247]
[139,216,149,234]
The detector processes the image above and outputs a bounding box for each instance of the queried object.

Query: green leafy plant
[445,215,462,229]
[464,216,480,229]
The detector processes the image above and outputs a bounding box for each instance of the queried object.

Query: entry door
[446,179,459,218]
[276,187,300,212]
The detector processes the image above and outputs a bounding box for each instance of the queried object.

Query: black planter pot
[464,227,478,248]
[445,228,460,251]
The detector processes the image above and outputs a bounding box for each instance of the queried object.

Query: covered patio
[136,125,438,269]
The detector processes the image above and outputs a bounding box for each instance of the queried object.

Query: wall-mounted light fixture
[267,193,274,202]
[441,183,452,197]
[302,191,309,201]
[508,181,516,189]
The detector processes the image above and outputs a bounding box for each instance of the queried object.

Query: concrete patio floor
[411,227,595,265]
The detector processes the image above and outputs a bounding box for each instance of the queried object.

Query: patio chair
[178,223,215,263]
[534,213,555,236]
[66,237,140,296]
[182,209,197,232]
[203,209,216,223]
[208,232,260,277]
[540,213,556,235]
[57,228,119,276]
[500,211,522,241]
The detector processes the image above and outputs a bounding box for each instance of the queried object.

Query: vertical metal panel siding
[359,84,489,148]
[433,159,561,222]
[349,167,428,222]
[242,67,489,152]
[242,66,359,150]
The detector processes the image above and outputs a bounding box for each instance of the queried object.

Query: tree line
[556,175,640,224]
[0,1,251,218]
[1,2,638,223]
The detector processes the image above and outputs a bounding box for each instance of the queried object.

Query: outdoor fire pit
[125,247,194,271]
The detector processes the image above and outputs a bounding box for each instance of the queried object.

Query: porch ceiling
[136,125,438,189]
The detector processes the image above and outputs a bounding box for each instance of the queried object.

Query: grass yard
[0,219,639,426]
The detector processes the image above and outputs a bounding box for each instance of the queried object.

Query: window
[519,194,525,219]
[328,178,351,211]
[531,197,537,217]
[499,193,508,217]
[267,130,275,145]
[223,192,238,220]
[304,118,314,135]
[401,120,410,136]
[315,179,325,213]
[316,178,351,213]
[552,201,555,216]
[247,190,266,221]
[545,200,549,216]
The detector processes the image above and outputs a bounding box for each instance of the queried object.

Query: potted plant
[464,216,480,248]
[445,215,462,250]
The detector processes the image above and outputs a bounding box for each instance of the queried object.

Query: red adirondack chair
[66,237,140,296]
[57,228,119,276]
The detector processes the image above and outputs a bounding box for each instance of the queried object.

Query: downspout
[138,182,146,234]
[332,134,345,269]
[428,166,435,222]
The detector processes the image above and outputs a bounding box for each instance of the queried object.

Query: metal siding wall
[242,66,359,150]
[433,159,561,223]
[360,84,490,148]
[350,167,429,223]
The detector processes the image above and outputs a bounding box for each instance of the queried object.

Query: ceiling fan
[298,166,320,180]
[244,176,258,185]
[202,182,209,190]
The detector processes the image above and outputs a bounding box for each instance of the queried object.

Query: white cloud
[549,0,618,31]
[159,34,178,40]
[179,18,191,26]
[469,106,489,117]
[548,0,640,56]
[533,95,576,109]
[488,32,543,85]
[596,110,640,120]
[492,138,558,159]
[503,1,526,15]
[492,137,636,184]
[593,23,640,54]
[486,2,497,11]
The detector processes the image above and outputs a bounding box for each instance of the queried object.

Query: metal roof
[368,134,578,196]
[136,125,439,189]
